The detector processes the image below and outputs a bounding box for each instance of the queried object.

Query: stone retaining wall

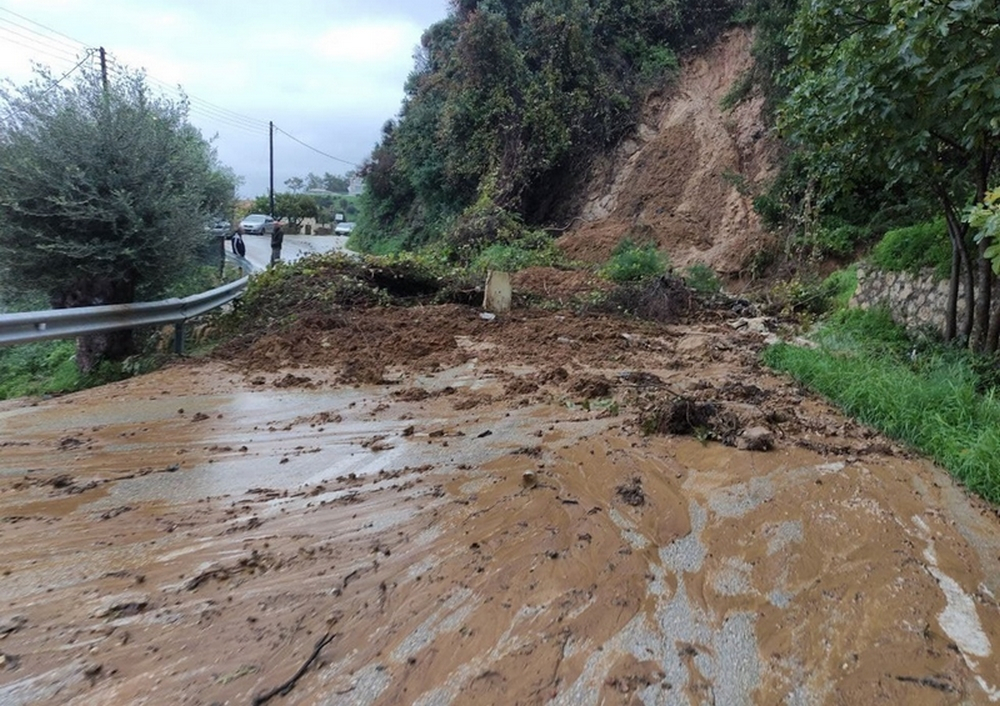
[850,266,964,335]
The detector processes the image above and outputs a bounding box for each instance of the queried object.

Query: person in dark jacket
[270,221,283,265]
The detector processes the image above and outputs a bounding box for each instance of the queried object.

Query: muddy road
[2,306,1000,705]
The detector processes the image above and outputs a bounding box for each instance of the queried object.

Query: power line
[40,49,95,94]
[2,5,363,178]
[273,125,360,168]
[0,31,85,69]
[0,24,82,61]
[0,5,88,52]
[102,55,268,135]
[140,71,267,130]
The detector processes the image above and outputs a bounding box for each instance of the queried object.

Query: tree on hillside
[322,172,349,193]
[252,192,319,229]
[0,64,238,371]
[779,0,1000,351]
[357,0,743,253]
[284,176,305,193]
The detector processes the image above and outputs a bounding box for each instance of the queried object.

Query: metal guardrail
[0,275,249,352]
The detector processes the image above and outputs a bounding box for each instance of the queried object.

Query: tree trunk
[55,276,137,373]
[973,239,993,352]
[945,237,960,341]
[76,329,135,373]
[987,292,1000,355]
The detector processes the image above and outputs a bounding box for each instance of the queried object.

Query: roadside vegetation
[0,63,237,372]
[0,260,242,401]
[764,308,1000,503]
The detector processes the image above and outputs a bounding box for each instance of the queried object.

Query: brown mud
[2,300,1000,705]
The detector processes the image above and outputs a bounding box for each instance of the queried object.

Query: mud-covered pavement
[2,306,1000,705]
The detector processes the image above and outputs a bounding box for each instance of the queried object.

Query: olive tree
[779,0,1000,351]
[0,64,237,370]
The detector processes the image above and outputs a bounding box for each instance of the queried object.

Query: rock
[0,615,27,638]
[729,317,772,335]
[91,593,150,619]
[738,426,774,452]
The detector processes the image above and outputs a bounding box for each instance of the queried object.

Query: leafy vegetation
[0,63,237,371]
[796,219,870,260]
[765,266,857,319]
[683,263,722,295]
[779,0,1000,350]
[0,341,80,400]
[870,219,953,280]
[283,172,351,194]
[356,0,743,253]
[600,239,669,283]
[764,309,1000,503]
[967,188,1000,275]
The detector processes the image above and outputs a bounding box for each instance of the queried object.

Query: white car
[239,214,275,235]
[334,221,356,235]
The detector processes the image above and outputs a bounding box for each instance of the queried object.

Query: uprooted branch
[251,632,337,705]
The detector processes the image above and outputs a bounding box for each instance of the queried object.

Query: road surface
[240,233,350,270]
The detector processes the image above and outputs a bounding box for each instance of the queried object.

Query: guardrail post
[173,322,185,355]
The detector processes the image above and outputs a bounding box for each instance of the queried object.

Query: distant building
[348,176,365,196]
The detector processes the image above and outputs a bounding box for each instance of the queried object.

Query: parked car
[208,219,231,238]
[334,221,356,235]
[239,214,276,235]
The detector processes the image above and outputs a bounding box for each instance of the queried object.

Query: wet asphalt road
[240,234,349,270]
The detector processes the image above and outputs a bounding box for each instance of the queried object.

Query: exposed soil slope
[558,28,776,276]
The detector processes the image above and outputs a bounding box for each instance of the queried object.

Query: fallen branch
[894,675,955,693]
[252,632,336,705]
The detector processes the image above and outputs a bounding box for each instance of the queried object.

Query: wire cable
[0,32,84,68]
[0,25,82,62]
[273,125,360,168]
[40,48,94,94]
[0,5,88,52]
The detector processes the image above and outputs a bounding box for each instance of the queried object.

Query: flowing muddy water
[2,331,1000,704]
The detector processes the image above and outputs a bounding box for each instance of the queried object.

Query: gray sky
[0,0,451,197]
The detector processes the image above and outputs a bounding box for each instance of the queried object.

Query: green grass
[0,340,81,399]
[763,308,1000,503]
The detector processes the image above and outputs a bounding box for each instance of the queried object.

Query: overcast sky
[0,0,451,197]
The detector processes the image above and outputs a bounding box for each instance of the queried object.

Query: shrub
[469,229,563,273]
[822,266,858,311]
[805,220,869,258]
[590,275,693,323]
[600,239,669,283]
[683,262,722,295]
[871,218,952,279]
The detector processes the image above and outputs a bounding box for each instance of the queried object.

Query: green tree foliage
[968,188,1000,273]
[0,64,237,371]
[357,0,742,252]
[251,193,320,228]
[779,0,1000,351]
[304,172,350,193]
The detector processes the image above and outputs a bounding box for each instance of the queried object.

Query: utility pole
[269,121,275,217]
[99,47,108,91]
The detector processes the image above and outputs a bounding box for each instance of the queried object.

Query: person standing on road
[270,220,283,265]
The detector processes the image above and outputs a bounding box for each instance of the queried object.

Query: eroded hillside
[559,28,776,277]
